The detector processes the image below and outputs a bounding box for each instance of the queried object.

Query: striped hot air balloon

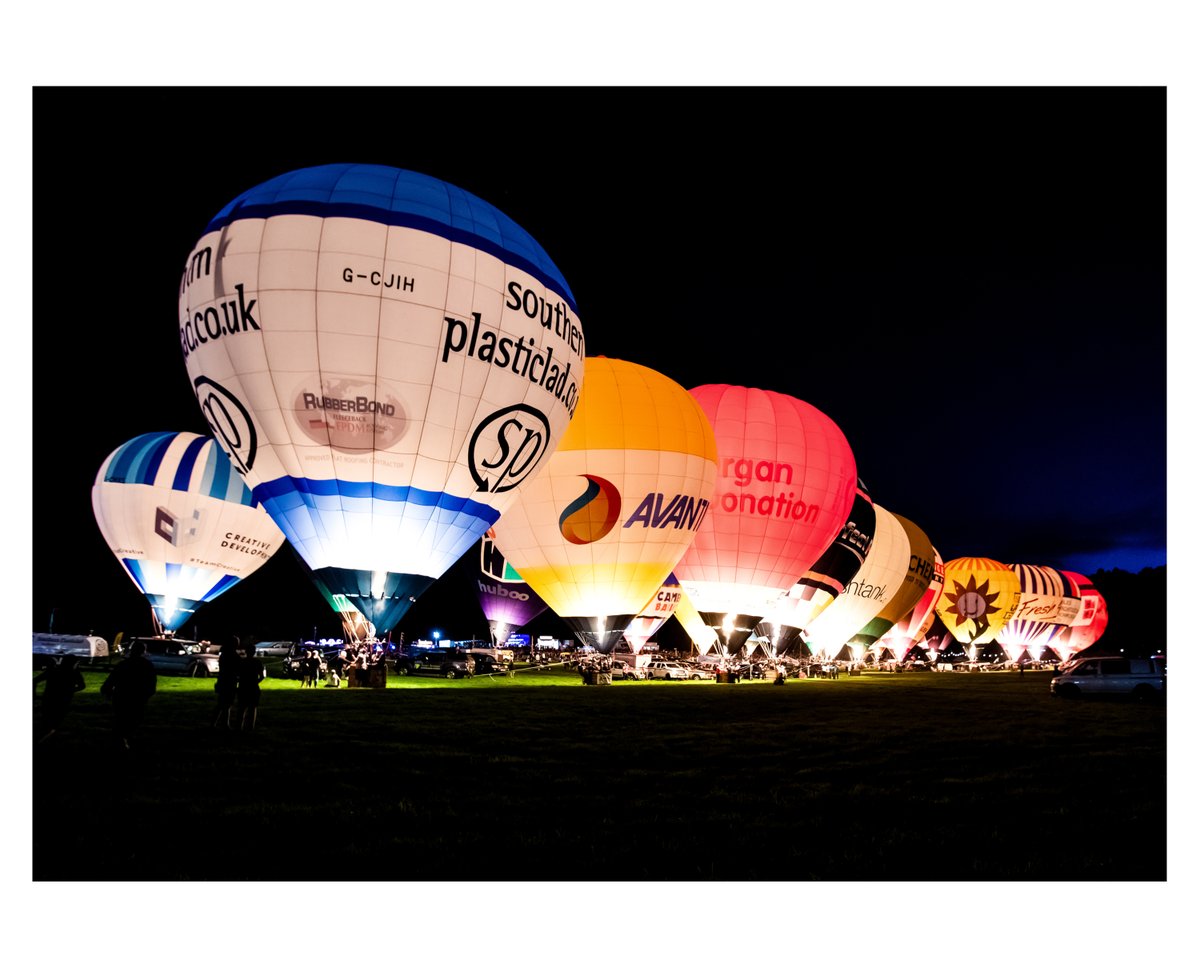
[92,431,285,633]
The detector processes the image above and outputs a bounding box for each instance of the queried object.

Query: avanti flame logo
[943,574,1002,642]
[559,474,621,544]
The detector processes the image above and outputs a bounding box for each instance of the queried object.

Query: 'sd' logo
[194,376,257,475]
[468,404,552,494]
[559,474,621,544]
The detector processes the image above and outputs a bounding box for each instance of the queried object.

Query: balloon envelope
[177,164,585,632]
[756,477,876,654]
[802,504,910,658]
[1054,571,1108,658]
[673,587,720,656]
[997,564,1080,660]
[474,530,548,645]
[674,385,857,651]
[881,548,945,661]
[92,431,286,633]
[622,572,685,655]
[491,356,718,652]
[853,513,936,647]
[935,557,1021,649]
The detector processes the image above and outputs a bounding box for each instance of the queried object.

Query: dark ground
[32,668,1166,882]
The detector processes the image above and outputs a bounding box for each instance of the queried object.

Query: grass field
[31,664,1166,881]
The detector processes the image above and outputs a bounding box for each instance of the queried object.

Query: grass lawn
[31,664,1166,881]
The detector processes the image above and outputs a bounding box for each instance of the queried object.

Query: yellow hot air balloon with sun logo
[490,356,718,652]
[935,557,1021,657]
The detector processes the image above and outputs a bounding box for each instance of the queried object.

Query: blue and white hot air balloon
[92,431,286,633]
[177,164,585,632]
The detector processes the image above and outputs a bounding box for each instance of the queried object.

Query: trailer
[32,632,110,667]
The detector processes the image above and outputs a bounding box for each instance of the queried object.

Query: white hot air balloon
[177,164,585,633]
[92,431,286,634]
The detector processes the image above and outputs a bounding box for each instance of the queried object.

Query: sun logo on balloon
[559,474,622,544]
[942,574,1001,641]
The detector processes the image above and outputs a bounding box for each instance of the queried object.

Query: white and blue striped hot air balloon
[92,431,286,633]
[176,164,585,633]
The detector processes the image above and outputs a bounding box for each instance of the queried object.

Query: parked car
[1050,655,1165,700]
[129,636,221,677]
[254,641,294,659]
[400,649,476,679]
[647,660,690,681]
[611,659,646,681]
[469,652,508,676]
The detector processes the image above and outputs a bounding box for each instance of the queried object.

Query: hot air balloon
[754,478,877,656]
[303,567,378,644]
[996,564,1080,663]
[621,572,685,655]
[474,529,548,646]
[674,385,857,656]
[490,356,718,652]
[935,557,1021,660]
[177,164,584,633]
[852,514,936,657]
[879,548,945,663]
[801,504,911,660]
[920,616,955,665]
[1051,571,1108,659]
[673,586,720,657]
[92,431,286,634]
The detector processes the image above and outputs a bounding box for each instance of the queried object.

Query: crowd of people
[291,640,389,688]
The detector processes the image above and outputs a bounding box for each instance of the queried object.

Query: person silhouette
[101,640,157,750]
[33,654,86,744]
[237,639,265,732]
[213,639,243,729]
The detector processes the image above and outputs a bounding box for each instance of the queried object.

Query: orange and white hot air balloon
[490,357,718,652]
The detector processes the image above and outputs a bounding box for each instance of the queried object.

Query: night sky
[31,86,1166,645]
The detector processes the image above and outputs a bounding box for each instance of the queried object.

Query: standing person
[330,647,348,688]
[304,649,320,689]
[33,654,86,744]
[213,640,243,729]
[237,638,265,732]
[100,640,157,750]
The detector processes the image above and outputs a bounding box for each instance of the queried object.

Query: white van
[1050,655,1165,700]
[33,632,110,665]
